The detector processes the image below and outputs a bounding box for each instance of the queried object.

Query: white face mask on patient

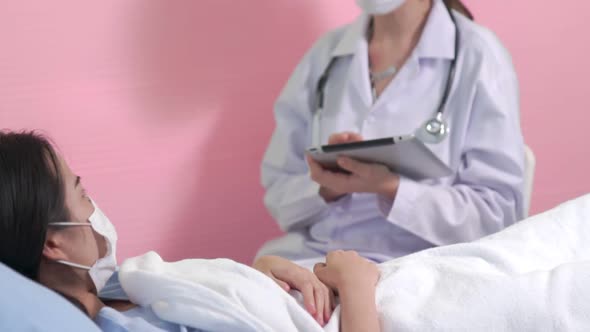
[356,0,407,15]
[48,199,118,292]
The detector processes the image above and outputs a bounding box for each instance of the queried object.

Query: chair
[523,145,536,218]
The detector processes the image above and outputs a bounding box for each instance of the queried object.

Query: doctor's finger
[328,132,363,145]
[307,157,340,186]
[306,155,326,174]
[345,132,364,142]
[337,157,371,177]
[328,132,351,144]
[316,171,354,193]
[306,154,320,168]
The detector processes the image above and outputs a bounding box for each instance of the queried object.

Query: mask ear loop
[47,222,94,270]
[55,260,92,270]
[48,222,92,227]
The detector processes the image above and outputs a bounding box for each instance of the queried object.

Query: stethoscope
[313,2,459,145]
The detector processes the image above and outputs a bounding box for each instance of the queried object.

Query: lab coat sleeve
[381,69,525,246]
[261,43,332,232]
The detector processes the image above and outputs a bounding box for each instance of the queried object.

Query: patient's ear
[42,229,69,261]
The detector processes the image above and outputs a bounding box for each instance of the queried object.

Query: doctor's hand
[327,131,364,145]
[311,132,365,202]
[307,155,400,201]
[253,256,334,326]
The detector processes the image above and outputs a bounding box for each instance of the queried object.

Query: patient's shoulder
[0,262,100,332]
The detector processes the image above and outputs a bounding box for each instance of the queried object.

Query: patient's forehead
[54,153,79,204]
[56,153,75,180]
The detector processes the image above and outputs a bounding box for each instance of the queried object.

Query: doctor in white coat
[257,0,525,263]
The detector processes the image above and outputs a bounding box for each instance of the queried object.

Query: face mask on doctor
[48,199,118,292]
[356,0,407,15]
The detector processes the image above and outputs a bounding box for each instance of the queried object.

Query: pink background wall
[1,1,588,263]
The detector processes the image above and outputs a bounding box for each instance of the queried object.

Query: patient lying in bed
[2,130,590,332]
[0,131,378,332]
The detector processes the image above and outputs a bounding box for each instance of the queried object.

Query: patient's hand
[314,250,380,293]
[253,255,334,326]
[314,251,381,332]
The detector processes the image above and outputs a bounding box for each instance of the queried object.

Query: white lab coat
[258,0,525,262]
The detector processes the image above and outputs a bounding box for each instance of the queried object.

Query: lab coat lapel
[347,40,374,115]
[331,14,373,118]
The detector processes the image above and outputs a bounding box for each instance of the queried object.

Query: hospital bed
[523,145,536,217]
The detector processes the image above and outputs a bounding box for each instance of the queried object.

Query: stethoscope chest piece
[314,1,459,147]
[416,112,449,144]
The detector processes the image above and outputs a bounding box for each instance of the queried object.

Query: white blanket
[119,194,590,331]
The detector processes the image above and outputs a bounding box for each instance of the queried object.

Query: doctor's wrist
[377,174,400,200]
[319,186,346,203]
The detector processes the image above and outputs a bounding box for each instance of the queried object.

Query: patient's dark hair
[0,131,69,280]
